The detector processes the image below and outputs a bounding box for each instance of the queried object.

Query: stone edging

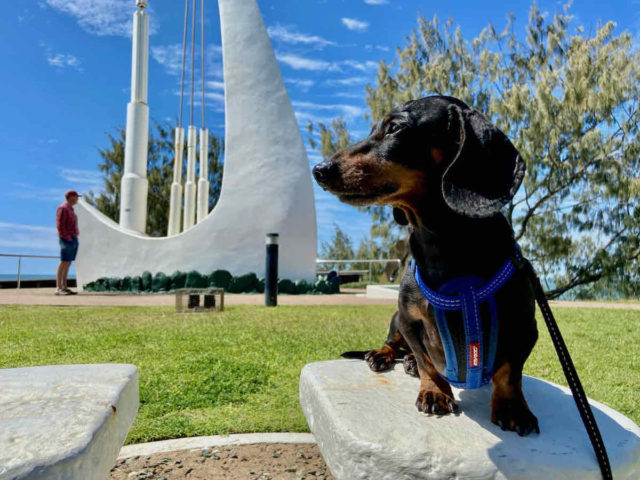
[117,433,316,459]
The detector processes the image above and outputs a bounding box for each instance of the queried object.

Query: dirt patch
[109,443,335,480]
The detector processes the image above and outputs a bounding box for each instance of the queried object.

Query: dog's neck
[409,201,515,287]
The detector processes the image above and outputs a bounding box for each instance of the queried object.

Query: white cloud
[340,60,378,71]
[47,53,83,71]
[276,53,334,71]
[364,0,388,4]
[8,184,67,202]
[206,80,225,91]
[267,24,337,48]
[151,44,183,75]
[44,0,157,37]
[341,17,370,33]
[334,92,366,99]
[285,78,315,91]
[0,222,58,253]
[59,168,103,188]
[293,101,366,119]
[204,91,225,104]
[326,76,369,86]
[365,44,390,52]
[152,44,222,78]
[293,110,335,125]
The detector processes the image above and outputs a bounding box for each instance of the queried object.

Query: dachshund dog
[313,96,539,436]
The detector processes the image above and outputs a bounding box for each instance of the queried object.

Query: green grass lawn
[0,304,638,444]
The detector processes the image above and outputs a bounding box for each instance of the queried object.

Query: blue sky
[0,0,638,275]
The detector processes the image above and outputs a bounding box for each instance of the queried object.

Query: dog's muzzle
[312,161,338,188]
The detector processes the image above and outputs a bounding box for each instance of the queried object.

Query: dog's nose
[312,161,336,186]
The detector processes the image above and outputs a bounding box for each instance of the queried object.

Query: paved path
[0,288,397,307]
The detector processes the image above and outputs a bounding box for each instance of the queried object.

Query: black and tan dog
[313,95,539,436]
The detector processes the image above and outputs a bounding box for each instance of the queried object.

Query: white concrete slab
[300,359,640,480]
[0,364,139,480]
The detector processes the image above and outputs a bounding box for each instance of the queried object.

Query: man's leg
[60,261,71,290]
[56,261,66,291]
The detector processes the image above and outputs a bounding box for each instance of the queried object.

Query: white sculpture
[118,1,149,234]
[75,0,317,285]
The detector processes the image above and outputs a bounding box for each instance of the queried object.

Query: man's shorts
[59,237,79,262]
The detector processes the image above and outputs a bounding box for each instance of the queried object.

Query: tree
[312,4,640,299]
[86,122,224,237]
[319,224,355,273]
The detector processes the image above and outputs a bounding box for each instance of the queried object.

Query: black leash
[524,260,613,480]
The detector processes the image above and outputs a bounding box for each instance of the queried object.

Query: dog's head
[312,96,525,225]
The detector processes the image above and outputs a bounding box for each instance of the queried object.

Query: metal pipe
[183,125,198,230]
[190,0,196,126]
[316,259,402,265]
[17,256,21,290]
[201,0,205,128]
[196,128,210,223]
[168,127,185,236]
[265,233,279,307]
[178,0,189,128]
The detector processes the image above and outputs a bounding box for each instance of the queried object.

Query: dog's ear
[441,104,525,218]
[392,207,409,226]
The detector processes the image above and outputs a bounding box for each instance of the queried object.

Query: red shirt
[56,202,79,241]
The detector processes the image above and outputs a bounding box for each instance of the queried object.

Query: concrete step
[300,359,640,480]
[0,364,138,480]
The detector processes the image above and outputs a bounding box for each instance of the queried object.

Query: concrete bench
[300,359,640,479]
[0,364,138,480]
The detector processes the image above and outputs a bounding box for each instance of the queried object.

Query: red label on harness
[469,342,480,367]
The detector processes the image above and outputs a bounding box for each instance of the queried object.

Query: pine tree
[311,4,640,298]
[86,122,223,237]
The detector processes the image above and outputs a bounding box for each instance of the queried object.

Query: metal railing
[0,253,59,289]
[316,258,402,283]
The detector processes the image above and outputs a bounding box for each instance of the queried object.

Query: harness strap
[411,256,515,389]
[523,260,612,480]
[411,255,518,310]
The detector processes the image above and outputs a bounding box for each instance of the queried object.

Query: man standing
[56,190,81,295]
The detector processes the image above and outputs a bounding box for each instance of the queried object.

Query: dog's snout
[312,161,337,186]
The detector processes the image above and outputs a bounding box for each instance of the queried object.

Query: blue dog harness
[411,247,523,389]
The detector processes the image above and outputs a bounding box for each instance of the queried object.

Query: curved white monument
[75,0,317,286]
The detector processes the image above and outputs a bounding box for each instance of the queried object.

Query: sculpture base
[300,359,640,480]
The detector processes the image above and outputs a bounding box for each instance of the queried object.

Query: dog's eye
[386,123,402,135]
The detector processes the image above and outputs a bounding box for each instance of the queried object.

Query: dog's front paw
[403,354,418,377]
[364,347,395,372]
[491,398,540,436]
[415,389,458,415]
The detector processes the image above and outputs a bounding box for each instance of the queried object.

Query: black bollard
[265,233,279,307]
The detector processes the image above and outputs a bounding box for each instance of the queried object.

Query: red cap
[65,190,82,199]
